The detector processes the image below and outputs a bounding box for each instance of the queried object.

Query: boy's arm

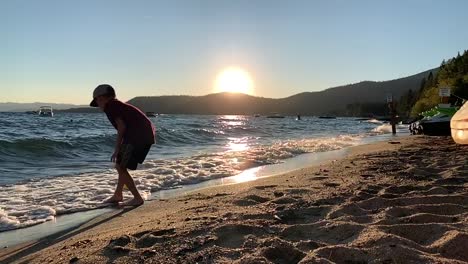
[111,117,126,162]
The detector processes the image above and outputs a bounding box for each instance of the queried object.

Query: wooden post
[387,94,396,135]
[390,102,396,135]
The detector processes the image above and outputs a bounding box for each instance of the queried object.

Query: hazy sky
[2,0,467,104]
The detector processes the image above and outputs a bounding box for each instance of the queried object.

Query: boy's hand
[111,151,118,163]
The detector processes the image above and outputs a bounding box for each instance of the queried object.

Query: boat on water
[266,113,285,118]
[38,106,54,117]
[145,112,157,117]
[318,116,336,119]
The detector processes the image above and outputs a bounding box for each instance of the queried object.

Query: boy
[90,84,155,206]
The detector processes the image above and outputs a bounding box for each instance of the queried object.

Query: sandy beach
[1,135,467,264]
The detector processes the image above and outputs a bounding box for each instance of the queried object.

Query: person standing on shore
[90,84,155,206]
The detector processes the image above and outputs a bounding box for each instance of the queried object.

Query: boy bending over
[90,84,155,206]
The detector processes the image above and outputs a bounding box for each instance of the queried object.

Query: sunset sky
[2,0,467,104]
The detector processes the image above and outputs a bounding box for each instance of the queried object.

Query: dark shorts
[117,144,152,170]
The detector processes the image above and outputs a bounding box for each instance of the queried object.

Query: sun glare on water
[214,67,254,95]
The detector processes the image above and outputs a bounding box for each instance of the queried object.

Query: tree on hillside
[398,89,417,118]
[410,50,468,117]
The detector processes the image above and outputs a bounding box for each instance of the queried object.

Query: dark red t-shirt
[104,99,155,145]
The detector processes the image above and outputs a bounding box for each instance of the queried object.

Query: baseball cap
[90,84,116,107]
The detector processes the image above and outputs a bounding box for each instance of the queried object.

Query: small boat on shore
[414,105,458,136]
[38,106,54,117]
[266,113,285,118]
[419,114,451,136]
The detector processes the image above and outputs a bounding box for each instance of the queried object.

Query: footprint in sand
[274,205,331,224]
[108,235,134,248]
[213,224,264,248]
[285,188,311,195]
[355,194,468,211]
[434,177,467,185]
[300,243,454,264]
[328,202,368,216]
[135,228,176,248]
[384,203,466,218]
[271,196,300,205]
[259,238,306,264]
[377,223,458,246]
[233,194,271,206]
[322,182,340,188]
[281,221,364,244]
[105,235,135,254]
[376,212,461,225]
[309,176,328,181]
[429,230,468,262]
[254,185,278,190]
[378,185,425,195]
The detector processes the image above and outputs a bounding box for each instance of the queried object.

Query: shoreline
[0,135,409,262]
[2,135,467,263]
[0,133,393,248]
[0,144,353,250]
[0,125,394,233]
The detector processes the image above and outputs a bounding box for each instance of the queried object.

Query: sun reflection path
[227,141,249,152]
[230,166,262,184]
[219,115,246,127]
[218,116,252,152]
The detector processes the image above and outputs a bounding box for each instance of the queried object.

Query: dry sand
[1,136,467,264]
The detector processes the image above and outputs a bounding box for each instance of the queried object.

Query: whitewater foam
[372,124,408,134]
[366,119,384,124]
[0,134,366,232]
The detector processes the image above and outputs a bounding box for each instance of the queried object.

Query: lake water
[0,112,405,232]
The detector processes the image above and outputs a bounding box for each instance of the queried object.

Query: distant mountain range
[0,102,86,112]
[127,68,437,115]
[2,68,437,115]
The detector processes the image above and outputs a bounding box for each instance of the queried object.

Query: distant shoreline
[0,67,438,117]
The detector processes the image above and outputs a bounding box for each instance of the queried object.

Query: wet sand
[1,136,467,263]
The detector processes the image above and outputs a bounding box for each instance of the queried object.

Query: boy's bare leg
[104,184,123,203]
[104,173,125,203]
[116,165,144,206]
[103,165,127,203]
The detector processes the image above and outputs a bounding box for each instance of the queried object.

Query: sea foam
[0,134,365,232]
[372,124,408,134]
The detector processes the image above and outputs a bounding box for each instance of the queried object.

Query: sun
[214,67,254,95]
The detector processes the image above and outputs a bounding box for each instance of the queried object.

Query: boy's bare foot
[103,195,123,204]
[120,198,144,207]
